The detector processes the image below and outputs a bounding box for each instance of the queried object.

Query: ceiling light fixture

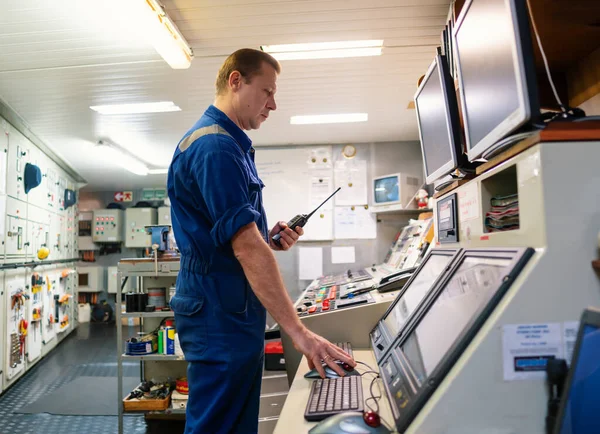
[96,140,149,176]
[290,113,369,125]
[124,0,194,69]
[148,168,169,175]
[261,40,383,61]
[90,101,181,115]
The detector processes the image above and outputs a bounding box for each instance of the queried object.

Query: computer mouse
[304,365,361,379]
[308,411,391,434]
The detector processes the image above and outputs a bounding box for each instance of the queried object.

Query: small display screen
[558,324,600,434]
[383,254,453,338]
[401,256,511,385]
[374,176,400,204]
[438,200,453,231]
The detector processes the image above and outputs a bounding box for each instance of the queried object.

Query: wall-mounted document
[299,247,323,280]
[334,206,377,240]
[334,159,368,206]
[303,208,333,241]
[308,147,332,170]
[331,246,356,264]
[309,177,333,210]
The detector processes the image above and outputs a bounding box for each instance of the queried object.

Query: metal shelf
[121,311,175,318]
[121,354,185,361]
[123,407,186,415]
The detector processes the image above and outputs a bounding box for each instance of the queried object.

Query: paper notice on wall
[502,323,563,381]
[563,321,580,366]
[309,177,333,210]
[0,195,5,241]
[331,247,356,264]
[334,206,377,239]
[308,147,332,169]
[334,160,368,206]
[0,147,6,195]
[458,182,479,222]
[298,247,323,280]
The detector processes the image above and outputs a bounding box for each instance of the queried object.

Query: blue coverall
[167,105,269,433]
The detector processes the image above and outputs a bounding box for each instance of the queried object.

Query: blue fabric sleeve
[195,150,261,247]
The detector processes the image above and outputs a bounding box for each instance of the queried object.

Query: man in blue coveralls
[167,48,356,433]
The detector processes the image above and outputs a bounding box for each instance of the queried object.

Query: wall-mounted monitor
[372,172,421,211]
[453,0,539,161]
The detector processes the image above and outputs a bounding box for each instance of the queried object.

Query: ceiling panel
[0,0,449,190]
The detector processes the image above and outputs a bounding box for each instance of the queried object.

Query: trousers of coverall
[170,256,267,434]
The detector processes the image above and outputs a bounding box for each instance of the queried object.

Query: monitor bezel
[453,0,540,162]
[390,247,535,433]
[552,307,600,434]
[373,172,403,206]
[373,248,462,362]
[414,54,465,185]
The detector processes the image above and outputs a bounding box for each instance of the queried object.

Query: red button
[308,306,317,314]
[322,306,330,311]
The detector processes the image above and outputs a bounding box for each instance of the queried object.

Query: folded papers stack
[485,194,519,232]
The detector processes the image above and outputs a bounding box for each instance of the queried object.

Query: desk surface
[274,349,397,434]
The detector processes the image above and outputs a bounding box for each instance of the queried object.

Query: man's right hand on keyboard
[292,328,356,378]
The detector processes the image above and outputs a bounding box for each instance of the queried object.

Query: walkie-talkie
[272,187,341,247]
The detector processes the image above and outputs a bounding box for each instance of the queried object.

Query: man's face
[233,62,278,130]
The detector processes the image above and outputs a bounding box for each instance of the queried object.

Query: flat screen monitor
[554,308,600,434]
[374,174,400,205]
[392,248,534,432]
[382,249,459,340]
[415,54,464,184]
[453,0,539,161]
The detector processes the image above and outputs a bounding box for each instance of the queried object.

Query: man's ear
[229,70,242,91]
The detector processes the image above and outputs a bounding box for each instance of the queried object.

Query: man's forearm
[233,226,305,339]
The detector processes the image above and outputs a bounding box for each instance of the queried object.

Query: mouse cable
[356,360,375,372]
[365,376,395,432]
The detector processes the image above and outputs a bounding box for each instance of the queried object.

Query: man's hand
[292,328,356,378]
[269,221,304,251]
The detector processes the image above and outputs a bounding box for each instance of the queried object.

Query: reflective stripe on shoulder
[178,124,232,153]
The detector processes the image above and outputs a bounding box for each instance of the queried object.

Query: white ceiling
[0,0,449,191]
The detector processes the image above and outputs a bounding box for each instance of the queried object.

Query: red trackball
[363,411,381,428]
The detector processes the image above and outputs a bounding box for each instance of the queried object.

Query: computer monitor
[389,247,534,432]
[372,172,421,210]
[370,248,461,361]
[453,0,539,161]
[554,308,600,434]
[414,54,465,184]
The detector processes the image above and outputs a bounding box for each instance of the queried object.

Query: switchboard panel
[108,266,133,294]
[26,204,49,262]
[26,270,43,364]
[44,165,59,212]
[0,271,4,394]
[41,268,57,349]
[125,208,157,248]
[92,209,123,243]
[6,126,29,201]
[1,121,8,196]
[0,194,6,262]
[4,271,27,387]
[54,270,71,335]
[5,197,27,262]
[25,146,48,207]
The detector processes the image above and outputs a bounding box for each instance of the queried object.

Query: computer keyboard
[335,342,353,359]
[304,376,364,421]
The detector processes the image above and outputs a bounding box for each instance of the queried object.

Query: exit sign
[141,188,167,201]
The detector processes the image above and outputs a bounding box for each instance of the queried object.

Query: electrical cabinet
[26,270,43,364]
[54,270,72,335]
[41,268,58,357]
[125,208,157,248]
[1,121,9,196]
[158,206,171,226]
[0,271,4,395]
[44,165,59,212]
[25,146,47,207]
[108,266,132,294]
[92,209,123,243]
[4,270,27,388]
[6,126,30,202]
[26,204,50,262]
[5,197,27,263]
[0,194,6,262]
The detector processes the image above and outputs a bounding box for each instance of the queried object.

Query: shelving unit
[116,256,182,434]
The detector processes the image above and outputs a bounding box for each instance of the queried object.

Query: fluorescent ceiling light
[96,142,148,176]
[122,0,193,69]
[90,101,181,115]
[148,168,169,175]
[261,40,383,60]
[290,113,369,125]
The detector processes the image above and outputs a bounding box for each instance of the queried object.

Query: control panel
[5,197,27,262]
[125,208,157,248]
[92,209,123,243]
[295,280,377,317]
[6,125,29,201]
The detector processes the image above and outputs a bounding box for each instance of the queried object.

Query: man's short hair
[215,48,281,95]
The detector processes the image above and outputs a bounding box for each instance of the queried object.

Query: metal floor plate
[0,323,288,434]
